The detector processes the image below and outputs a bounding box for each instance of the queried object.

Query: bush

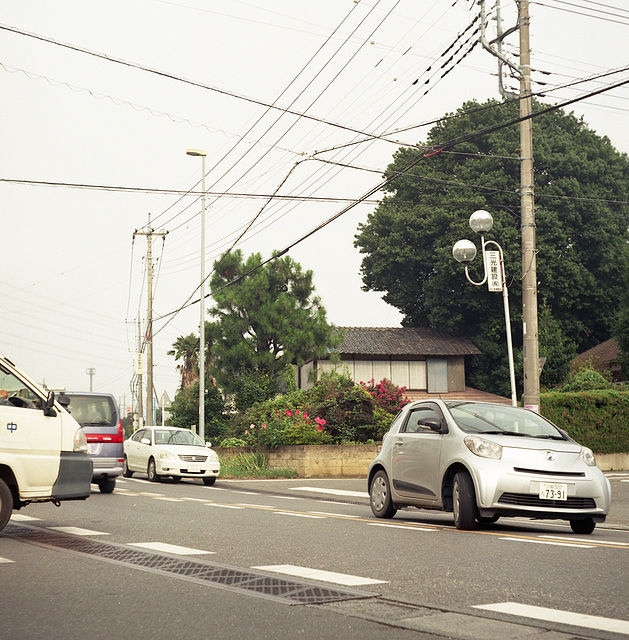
[360,378,410,412]
[560,364,613,392]
[541,390,629,454]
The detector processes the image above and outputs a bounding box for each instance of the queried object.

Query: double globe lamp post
[452,210,517,407]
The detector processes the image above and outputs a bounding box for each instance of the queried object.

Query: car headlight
[207,450,218,462]
[73,428,88,453]
[159,450,177,460]
[580,447,597,467]
[464,435,502,460]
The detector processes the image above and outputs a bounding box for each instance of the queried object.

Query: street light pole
[187,148,207,440]
[453,210,517,407]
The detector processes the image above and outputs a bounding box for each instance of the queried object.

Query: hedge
[540,390,629,454]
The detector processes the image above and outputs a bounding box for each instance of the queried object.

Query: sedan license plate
[187,464,201,473]
[539,482,567,501]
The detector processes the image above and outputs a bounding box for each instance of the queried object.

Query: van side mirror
[43,391,58,417]
[57,393,71,409]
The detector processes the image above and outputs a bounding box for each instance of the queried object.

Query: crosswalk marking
[252,564,387,586]
[49,526,109,536]
[474,602,629,635]
[129,542,213,555]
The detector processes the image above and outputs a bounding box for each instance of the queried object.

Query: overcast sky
[1,0,628,412]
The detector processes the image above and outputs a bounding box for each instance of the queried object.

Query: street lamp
[187,148,207,440]
[453,210,517,407]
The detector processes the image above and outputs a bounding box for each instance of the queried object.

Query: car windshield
[445,402,566,439]
[154,429,204,446]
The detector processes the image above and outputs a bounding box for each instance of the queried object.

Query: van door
[0,366,62,497]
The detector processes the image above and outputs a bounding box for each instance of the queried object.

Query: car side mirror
[418,417,443,432]
[57,393,71,408]
[43,391,57,417]
[140,438,151,445]
[205,441,212,448]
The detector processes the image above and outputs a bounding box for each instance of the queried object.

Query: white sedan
[123,426,220,485]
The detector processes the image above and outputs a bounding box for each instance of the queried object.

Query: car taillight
[86,420,124,443]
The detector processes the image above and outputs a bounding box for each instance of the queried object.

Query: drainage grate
[2,524,375,605]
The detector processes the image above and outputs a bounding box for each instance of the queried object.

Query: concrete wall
[215,446,629,477]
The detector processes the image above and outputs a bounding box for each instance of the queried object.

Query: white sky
[1,0,628,410]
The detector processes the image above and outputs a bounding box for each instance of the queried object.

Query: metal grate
[2,524,374,605]
[498,493,596,509]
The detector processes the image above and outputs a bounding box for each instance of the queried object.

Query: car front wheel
[370,470,397,519]
[0,478,13,533]
[453,471,477,530]
[570,517,596,534]
[147,458,161,483]
[203,477,216,486]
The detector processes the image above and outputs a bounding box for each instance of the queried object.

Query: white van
[0,354,93,532]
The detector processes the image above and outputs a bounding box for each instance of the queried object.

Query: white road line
[308,512,360,518]
[0,557,15,563]
[273,512,325,519]
[9,513,40,522]
[154,497,182,502]
[182,497,209,502]
[252,564,388,586]
[129,542,213,555]
[368,523,437,531]
[138,492,166,497]
[49,527,110,536]
[499,537,592,548]
[474,602,629,635]
[290,487,369,498]
[203,503,244,509]
[541,535,629,546]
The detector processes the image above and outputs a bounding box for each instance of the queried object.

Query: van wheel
[453,471,477,530]
[122,456,133,478]
[98,478,116,494]
[147,459,161,483]
[0,478,13,533]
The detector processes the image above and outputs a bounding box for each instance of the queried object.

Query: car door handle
[394,439,404,446]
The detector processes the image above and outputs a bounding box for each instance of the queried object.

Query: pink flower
[302,412,308,419]
[285,409,292,417]
[315,426,323,432]
[295,410,300,417]
[244,430,249,435]
[262,424,267,429]
[314,417,326,426]
[250,423,255,429]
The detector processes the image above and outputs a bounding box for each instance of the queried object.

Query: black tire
[453,471,477,530]
[369,470,397,519]
[122,456,133,478]
[98,477,116,494]
[570,517,596,534]
[0,478,13,533]
[171,476,182,483]
[202,477,216,486]
[147,459,161,483]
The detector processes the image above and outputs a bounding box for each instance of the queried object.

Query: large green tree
[208,250,340,398]
[355,99,629,396]
[615,251,629,379]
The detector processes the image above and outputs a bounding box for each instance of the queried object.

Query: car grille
[498,492,596,510]
[513,467,585,477]
[178,455,208,462]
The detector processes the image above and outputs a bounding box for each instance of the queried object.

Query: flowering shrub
[241,407,331,447]
[360,378,410,413]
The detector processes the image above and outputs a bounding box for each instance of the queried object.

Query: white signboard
[134,352,145,375]
[485,250,503,292]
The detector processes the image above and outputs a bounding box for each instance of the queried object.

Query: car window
[67,395,117,426]
[154,429,203,446]
[131,429,146,442]
[0,364,42,409]
[402,407,442,433]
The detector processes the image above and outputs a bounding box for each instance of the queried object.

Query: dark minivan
[64,392,124,493]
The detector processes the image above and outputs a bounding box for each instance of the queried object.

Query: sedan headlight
[580,447,597,467]
[207,450,219,462]
[464,435,502,460]
[159,450,177,460]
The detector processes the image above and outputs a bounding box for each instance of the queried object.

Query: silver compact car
[123,426,220,485]
[368,400,611,533]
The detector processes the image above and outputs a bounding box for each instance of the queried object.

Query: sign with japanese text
[485,250,503,292]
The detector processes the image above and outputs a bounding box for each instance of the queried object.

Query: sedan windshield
[445,402,566,439]
[154,430,204,446]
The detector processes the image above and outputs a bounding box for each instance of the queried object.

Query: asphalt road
[1,472,628,640]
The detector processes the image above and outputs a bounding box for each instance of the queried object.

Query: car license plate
[188,464,201,473]
[539,482,567,501]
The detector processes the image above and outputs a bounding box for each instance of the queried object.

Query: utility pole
[137,318,143,428]
[480,0,540,410]
[134,214,168,426]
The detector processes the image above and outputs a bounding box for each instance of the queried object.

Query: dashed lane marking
[474,602,629,635]
[252,564,388,586]
[0,556,15,563]
[129,542,213,555]
[368,523,437,531]
[9,514,40,522]
[203,503,244,509]
[499,537,593,548]
[273,512,325,519]
[49,527,110,536]
[290,487,369,498]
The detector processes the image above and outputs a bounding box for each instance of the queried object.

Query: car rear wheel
[122,456,133,478]
[369,470,397,518]
[98,477,116,494]
[570,517,596,534]
[147,458,161,483]
[203,477,216,486]
[453,471,477,530]
[0,478,13,533]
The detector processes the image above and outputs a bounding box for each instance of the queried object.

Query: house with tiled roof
[572,337,625,382]
[297,327,512,404]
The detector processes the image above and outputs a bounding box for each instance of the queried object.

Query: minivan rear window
[67,395,117,427]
